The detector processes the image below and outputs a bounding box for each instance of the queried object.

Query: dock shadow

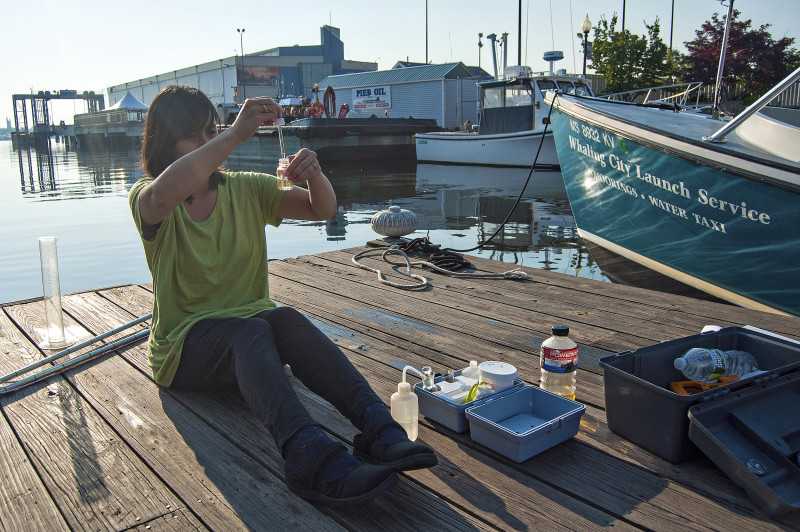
[159,386,481,529]
[454,434,670,530]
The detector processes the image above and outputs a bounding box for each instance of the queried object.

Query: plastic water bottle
[540,325,578,400]
[673,348,759,382]
[391,380,419,441]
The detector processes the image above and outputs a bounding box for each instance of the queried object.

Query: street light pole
[237,28,246,101]
[581,15,592,78]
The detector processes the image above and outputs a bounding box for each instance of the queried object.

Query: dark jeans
[171,306,382,453]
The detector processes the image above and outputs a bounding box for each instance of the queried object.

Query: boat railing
[703,66,800,143]
[603,82,704,107]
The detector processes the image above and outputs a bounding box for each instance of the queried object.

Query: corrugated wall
[391,82,443,122]
[108,67,237,108]
[327,80,446,124]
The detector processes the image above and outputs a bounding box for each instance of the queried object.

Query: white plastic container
[479,361,517,393]
[391,380,418,441]
[461,360,480,379]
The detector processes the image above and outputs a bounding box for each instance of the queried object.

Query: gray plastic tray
[465,386,585,463]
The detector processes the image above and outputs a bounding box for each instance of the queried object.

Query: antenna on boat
[543,51,564,76]
[712,0,735,118]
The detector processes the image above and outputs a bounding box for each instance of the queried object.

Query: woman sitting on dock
[128,85,436,505]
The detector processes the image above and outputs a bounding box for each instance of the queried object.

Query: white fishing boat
[415,69,593,169]
[546,50,800,316]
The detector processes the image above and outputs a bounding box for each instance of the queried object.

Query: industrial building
[316,62,487,129]
[106,26,377,113]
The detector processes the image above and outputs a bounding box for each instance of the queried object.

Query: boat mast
[712,0,735,117]
[487,33,499,79]
[518,0,522,65]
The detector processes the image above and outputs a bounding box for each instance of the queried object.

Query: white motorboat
[415,71,593,169]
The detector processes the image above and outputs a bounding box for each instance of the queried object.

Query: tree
[590,15,674,94]
[681,9,800,100]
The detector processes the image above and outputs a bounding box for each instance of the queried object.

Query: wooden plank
[85,287,500,531]
[332,341,785,531]
[95,287,634,531]
[5,233,792,531]
[324,247,800,339]
[268,262,800,520]
[0,310,70,531]
[8,297,344,532]
[319,248,709,338]
[266,264,608,407]
[93,286,779,529]
[271,253,663,359]
[0,308,182,531]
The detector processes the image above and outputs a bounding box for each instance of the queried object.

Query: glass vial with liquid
[540,325,578,400]
[276,157,292,191]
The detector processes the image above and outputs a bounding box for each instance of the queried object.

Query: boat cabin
[479,75,593,135]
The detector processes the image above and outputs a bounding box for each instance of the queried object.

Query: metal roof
[318,62,477,88]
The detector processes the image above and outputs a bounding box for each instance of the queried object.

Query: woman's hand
[229,97,283,143]
[284,148,323,185]
[277,148,337,221]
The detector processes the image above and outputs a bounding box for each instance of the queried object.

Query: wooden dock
[1,246,798,531]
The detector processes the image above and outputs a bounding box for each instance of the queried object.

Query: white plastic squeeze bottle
[392,366,423,441]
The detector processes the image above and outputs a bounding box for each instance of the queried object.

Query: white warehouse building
[316,62,485,129]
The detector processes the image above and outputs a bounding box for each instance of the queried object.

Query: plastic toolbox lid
[688,370,800,517]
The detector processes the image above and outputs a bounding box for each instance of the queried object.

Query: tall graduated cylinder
[38,236,67,349]
[540,325,578,400]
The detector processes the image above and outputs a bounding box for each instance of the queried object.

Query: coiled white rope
[351,246,529,290]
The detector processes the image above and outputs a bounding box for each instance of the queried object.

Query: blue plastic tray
[465,386,585,463]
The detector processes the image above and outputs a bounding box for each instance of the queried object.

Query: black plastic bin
[599,327,800,464]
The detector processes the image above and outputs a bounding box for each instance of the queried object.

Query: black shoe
[353,419,438,471]
[285,441,396,505]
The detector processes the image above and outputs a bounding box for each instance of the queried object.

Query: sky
[3,0,799,126]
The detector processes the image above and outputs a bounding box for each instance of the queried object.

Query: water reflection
[2,140,612,304]
[17,139,56,194]
[15,140,143,200]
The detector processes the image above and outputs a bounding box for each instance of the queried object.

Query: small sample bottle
[276,157,292,191]
[540,325,578,400]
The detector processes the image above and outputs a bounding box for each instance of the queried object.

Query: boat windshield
[536,80,557,93]
[484,83,532,109]
[537,79,592,96]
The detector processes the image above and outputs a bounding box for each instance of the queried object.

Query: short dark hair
[141,85,225,188]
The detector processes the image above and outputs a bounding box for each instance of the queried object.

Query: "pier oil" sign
[352,86,391,110]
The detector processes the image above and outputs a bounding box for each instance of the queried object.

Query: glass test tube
[275,118,292,190]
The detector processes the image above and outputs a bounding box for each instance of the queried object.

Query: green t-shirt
[128,172,286,386]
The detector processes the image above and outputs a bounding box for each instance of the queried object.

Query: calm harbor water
[1,139,609,305]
